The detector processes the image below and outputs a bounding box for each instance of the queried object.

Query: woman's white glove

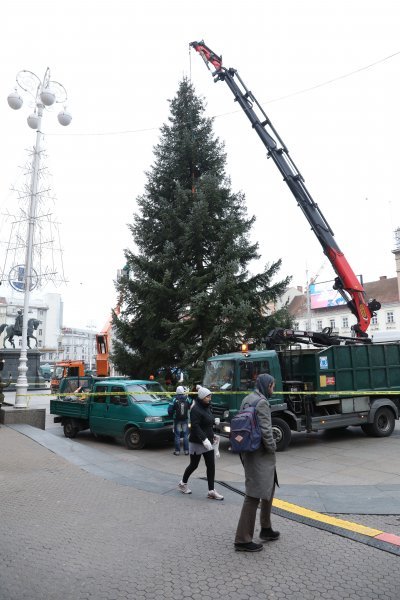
[202,438,213,451]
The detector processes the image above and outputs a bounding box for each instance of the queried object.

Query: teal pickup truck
[50,377,173,449]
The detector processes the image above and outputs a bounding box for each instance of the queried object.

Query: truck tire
[63,420,79,439]
[272,417,291,452]
[362,407,395,438]
[124,427,145,450]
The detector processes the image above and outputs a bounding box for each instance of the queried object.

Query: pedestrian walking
[168,385,192,455]
[178,385,224,500]
[234,373,280,552]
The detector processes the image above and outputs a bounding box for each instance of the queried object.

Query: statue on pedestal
[0,310,41,349]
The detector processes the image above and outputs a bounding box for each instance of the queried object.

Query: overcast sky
[1,1,400,331]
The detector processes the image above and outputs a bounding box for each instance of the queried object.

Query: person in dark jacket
[234,373,280,552]
[168,386,192,455]
[178,386,224,500]
[0,373,12,405]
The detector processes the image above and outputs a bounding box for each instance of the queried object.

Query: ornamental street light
[7,68,71,406]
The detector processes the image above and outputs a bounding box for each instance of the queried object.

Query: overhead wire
[46,49,400,138]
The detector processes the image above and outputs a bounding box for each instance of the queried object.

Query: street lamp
[7,68,71,407]
[86,324,97,372]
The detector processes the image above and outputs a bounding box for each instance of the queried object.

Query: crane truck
[190,41,400,449]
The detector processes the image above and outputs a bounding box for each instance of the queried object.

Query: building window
[49,353,53,360]
[38,341,42,347]
[39,329,42,336]
[329,319,336,329]
[342,317,348,328]
[294,322,299,330]
[371,315,378,325]
[316,320,322,331]
[387,311,395,324]
[39,310,43,316]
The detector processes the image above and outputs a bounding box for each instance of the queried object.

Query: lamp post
[86,324,96,372]
[7,69,71,406]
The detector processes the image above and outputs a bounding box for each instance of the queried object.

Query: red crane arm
[190,40,381,336]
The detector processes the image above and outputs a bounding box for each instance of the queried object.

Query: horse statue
[0,318,41,349]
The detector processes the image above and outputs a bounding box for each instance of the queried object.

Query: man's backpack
[175,398,189,421]
[229,399,262,453]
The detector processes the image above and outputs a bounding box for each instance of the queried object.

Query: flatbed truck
[50,377,173,449]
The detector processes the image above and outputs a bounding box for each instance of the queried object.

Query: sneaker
[173,451,180,456]
[259,527,280,542]
[184,451,189,455]
[207,489,224,501]
[178,481,192,494]
[234,542,263,552]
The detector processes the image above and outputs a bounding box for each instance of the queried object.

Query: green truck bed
[281,343,400,400]
[50,398,90,419]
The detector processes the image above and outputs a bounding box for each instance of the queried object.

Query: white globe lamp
[40,87,56,106]
[57,110,72,126]
[27,113,40,129]
[7,91,23,110]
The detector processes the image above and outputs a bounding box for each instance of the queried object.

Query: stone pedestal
[0,348,46,390]
[0,405,46,429]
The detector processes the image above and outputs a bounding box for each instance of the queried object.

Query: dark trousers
[182,449,215,491]
[234,487,275,544]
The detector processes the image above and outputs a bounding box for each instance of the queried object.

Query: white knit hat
[197,386,212,400]
[176,386,185,395]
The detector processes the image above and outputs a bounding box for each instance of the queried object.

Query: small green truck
[204,342,400,451]
[50,377,173,449]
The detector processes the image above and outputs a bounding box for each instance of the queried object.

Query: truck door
[89,385,108,434]
[104,385,129,436]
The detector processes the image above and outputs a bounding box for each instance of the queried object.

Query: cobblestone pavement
[1,427,400,600]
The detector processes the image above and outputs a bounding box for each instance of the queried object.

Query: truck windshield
[203,360,235,391]
[53,366,64,379]
[127,383,168,403]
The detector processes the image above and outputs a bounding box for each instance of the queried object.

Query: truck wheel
[63,420,78,439]
[272,417,291,452]
[124,427,145,450]
[363,407,395,438]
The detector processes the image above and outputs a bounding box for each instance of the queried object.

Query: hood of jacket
[255,373,274,398]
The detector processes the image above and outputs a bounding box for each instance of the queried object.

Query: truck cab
[50,360,86,393]
[203,349,287,426]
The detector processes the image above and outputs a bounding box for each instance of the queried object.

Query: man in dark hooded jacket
[234,373,280,552]
[0,373,12,405]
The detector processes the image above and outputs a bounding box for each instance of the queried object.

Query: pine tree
[112,78,291,377]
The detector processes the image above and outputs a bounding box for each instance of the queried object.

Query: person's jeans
[174,420,189,452]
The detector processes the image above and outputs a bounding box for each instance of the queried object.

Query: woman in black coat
[178,386,224,500]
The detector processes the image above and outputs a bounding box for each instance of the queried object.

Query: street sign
[8,265,38,292]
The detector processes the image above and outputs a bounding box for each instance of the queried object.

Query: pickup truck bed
[50,398,90,419]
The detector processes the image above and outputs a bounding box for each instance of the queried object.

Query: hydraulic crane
[190,41,381,337]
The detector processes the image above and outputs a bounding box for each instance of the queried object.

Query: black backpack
[175,398,189,421]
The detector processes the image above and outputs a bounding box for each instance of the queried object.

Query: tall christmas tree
[112,78,291,377]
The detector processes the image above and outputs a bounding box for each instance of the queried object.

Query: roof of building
[364,277,399,304]
[286,276,399,317]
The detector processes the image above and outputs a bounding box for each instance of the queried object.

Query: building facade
[284,243,400,340]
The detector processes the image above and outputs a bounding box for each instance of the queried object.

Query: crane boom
[190,40,381,336]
